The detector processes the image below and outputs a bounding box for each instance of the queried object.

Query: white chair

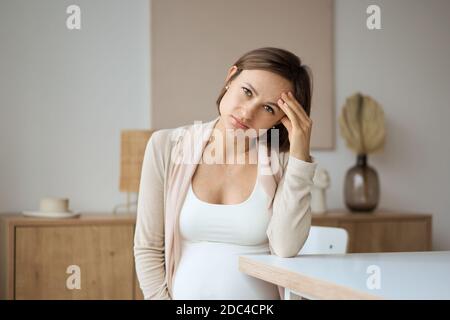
[298,226,349,255]
[285,226,349,300]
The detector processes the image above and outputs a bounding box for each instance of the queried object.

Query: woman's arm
[134,131,171,300]
[267,155,317,258]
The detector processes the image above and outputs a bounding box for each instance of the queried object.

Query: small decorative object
[339,92,386,212]
[311,167,330,214]
[22,197,80,219]
[114,129,154,214]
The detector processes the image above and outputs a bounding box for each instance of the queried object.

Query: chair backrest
[298,226,349,255]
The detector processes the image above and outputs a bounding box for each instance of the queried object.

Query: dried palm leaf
[339,92,386,155]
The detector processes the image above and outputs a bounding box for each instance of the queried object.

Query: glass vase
[344,154,380,212]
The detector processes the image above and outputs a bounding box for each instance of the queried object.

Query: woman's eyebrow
[244,82,280,109]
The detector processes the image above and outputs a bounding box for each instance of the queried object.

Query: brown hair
[216,47,313,153]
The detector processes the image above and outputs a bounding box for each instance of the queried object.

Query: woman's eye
[264,105,275,114]
[242,87,252,96]
[242,87,274,114]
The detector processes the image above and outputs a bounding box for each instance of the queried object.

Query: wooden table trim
[239,256,382,300]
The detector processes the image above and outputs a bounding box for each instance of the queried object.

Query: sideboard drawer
[349,220,430,253]
[15,225,134,299]
[0,213,142,300]
[312,209,432,253]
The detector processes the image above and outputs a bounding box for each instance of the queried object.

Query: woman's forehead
[238,69,293,93]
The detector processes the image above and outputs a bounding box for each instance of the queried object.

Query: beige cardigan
[134,116,317,300]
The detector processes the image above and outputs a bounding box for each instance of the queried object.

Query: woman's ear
[225,65,238,84]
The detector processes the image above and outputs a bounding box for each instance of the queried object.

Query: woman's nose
[241,101,258,118]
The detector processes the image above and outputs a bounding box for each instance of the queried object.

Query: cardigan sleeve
[133,131,171,300]
[267,155,318,258]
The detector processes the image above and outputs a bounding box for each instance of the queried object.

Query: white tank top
[172,166,280,300]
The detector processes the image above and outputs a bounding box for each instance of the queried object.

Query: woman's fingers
[280,116,291,131]
[284,92,312,126]
[278,98,300,129]
[280,92,312,133]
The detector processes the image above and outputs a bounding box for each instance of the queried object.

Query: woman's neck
[207,117,256,165]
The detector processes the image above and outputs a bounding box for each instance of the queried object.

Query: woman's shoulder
[149,117,219,149]
[148,127,177,146]
[149,122,201,147]
[146,128,183,161]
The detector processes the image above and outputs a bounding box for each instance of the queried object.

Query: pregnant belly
[172,241,280,300]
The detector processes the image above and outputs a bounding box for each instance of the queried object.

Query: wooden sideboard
[312,209,432,253]
[0,213,144,300]
[0,209,432,299]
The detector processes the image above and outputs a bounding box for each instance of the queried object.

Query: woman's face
[219,67,293,133]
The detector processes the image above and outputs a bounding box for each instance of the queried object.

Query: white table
[239,251,450,300]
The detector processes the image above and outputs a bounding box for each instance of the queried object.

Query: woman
[134,47,317,300]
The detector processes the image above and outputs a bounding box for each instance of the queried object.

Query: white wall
[0,0,150,213]
[315,0,450,250]
[1,0,449,250]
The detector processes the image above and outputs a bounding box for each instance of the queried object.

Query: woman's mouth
[230,115,250,129]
